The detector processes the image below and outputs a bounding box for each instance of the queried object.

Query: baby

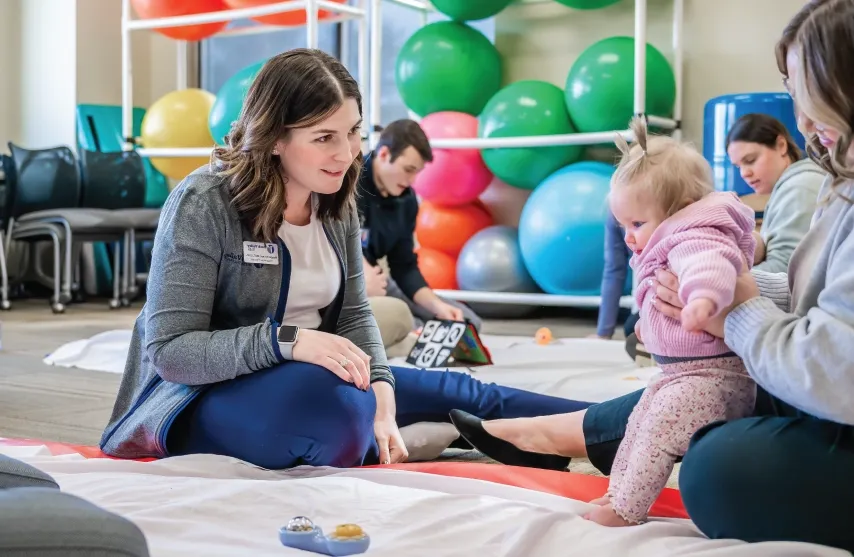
[584,117,758,527]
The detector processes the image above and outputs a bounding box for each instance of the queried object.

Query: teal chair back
[76,104,169,209]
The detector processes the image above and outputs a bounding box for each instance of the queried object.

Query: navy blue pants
[167,363,591,470]
[584,387,854,553]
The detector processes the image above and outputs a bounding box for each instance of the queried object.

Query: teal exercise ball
[431,0,514,21]
[554,0,622,9]
[209,60,265,145]
[518,162,614,295]
[395,21,502,117]
[565,36,675,133]
[479,80,583,190]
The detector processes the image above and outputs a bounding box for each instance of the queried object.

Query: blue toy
[279,517,370,556]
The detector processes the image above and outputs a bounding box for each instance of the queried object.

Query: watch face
[278,326,298,343]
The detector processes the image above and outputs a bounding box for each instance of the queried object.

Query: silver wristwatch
[277,325,300,360]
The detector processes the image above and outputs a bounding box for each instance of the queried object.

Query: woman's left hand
[374,415,408,465]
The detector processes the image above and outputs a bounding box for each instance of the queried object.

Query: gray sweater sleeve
[755,175,822,274]
[751,269,790,311]
[144,184,282,385]
[336,205,395,388]
[725,231,854,425]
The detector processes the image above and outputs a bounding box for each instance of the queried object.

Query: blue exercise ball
[703,92,804,195]
[519,162,614,295]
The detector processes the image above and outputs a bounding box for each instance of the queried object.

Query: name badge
[243,241,279,265]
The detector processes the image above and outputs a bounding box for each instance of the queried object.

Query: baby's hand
[681,298,717,333]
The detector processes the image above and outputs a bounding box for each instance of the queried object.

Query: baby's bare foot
[583,504,636,527]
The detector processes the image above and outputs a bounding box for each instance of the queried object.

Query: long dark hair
[213,49,363,242]
[725,113,802,163]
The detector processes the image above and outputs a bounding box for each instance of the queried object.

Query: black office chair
[6,143,128,313]
[78,149,161,305]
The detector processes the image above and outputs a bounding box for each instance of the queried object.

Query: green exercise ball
[209,60,266,145]
[431,0,514,21]
[395,21,502,117]
[479,80,583,190]
[565,36,675,133]
[554,0,622,9]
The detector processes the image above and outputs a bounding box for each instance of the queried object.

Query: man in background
[358,119,482,331]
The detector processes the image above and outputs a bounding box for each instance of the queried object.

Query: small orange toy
[534,327,553,345]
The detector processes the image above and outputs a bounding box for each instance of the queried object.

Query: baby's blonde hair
[611,117,714,217]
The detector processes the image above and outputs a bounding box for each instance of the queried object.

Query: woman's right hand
[651,268,759,338]
[291,329,371,390]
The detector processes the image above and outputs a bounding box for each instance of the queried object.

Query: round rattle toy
[534,327,553,345]
[280,516,370,556]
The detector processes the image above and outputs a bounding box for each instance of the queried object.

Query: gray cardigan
[99,167,393,459]
[727,176,854,425]
[755,159,825,274]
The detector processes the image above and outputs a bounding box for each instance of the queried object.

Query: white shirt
[278,201,341,329]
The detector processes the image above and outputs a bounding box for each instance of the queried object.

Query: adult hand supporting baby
[651,269,760,338]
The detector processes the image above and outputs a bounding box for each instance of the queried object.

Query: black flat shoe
[449,409,571,471]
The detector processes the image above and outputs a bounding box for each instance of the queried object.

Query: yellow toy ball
[141,88,216,182]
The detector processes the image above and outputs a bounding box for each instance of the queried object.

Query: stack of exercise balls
[396,0,676,309]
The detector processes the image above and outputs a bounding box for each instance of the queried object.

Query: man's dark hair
[375,119,433,163]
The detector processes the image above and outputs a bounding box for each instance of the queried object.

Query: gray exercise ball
[457,225,540,318]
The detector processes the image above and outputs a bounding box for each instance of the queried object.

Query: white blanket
[2,445,844,557]
[44,331,658,403]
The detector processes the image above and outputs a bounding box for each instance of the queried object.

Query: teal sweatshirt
[756,159,826,273]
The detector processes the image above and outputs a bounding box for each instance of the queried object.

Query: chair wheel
[59,293,73,305]
[109,299,121,310]
[120,298,131,307]
[51,303,65,314]
[0,300,10,311]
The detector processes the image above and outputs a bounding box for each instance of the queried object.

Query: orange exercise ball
[416,200,494,258]
[131,0,229,41]
[224,0,345,26]
[417,248,458,291]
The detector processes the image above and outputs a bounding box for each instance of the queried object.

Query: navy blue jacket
[357,152,428,299]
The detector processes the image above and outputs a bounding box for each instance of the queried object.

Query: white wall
[0,0,22,146]
[19,0,77,149]
[0,0,180,150]
[495,0,806,148]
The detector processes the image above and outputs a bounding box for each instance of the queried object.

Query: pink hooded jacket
[633,191,756,359]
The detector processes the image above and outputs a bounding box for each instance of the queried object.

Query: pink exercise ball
[413,111,493,206]
[479,176,532,228]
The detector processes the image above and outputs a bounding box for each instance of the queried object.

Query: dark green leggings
[583,388,854,553]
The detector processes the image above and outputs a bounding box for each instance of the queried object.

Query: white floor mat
[1,445,844,557]
[44,331,656,403]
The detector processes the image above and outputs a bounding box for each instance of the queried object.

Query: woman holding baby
[450,0,854,552]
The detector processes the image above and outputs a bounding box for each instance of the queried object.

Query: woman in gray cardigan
[99,49,587,469]
[725,112,825,273]
[449,0,854,551]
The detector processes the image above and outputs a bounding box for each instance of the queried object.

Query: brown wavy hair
[774,0,854,203]
[212,49,363,242]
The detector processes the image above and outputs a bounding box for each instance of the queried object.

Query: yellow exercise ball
[141,88,216,181]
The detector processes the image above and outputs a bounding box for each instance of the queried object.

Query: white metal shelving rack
[120,0,684,309]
